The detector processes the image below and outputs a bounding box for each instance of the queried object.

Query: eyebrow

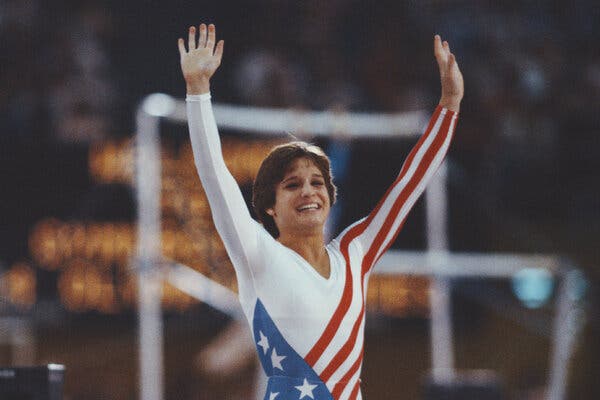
[281,174,324,184]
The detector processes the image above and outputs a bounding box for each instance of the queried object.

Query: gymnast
[178,22,463,400]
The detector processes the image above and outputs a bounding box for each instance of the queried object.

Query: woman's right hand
[178,23,224,95]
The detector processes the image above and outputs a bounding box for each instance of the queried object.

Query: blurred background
[1,0,598,399]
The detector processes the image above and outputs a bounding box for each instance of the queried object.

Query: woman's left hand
[434,35,464,112]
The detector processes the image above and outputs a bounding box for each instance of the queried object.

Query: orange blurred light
[2,262,37,309]
[29,218,61,270]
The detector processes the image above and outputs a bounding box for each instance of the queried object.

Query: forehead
[283,157,322,177]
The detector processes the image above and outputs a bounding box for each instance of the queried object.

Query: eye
[312,180,324,186]
[285,183,299,189]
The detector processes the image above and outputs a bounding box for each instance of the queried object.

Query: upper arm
[186,95,261,280]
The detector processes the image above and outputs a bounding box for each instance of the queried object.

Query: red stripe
[360,107,444,230]
[395,106,443,183]
[309,107,456,386]
[318,108,455,386]
[348,379,361,400]
[305,221,366,365]
[331,345,364,399]
[361,110,454,274]
[323,109,455,393]
[355,106,443,272]
[325,259,369,392]
[320,306,365,382]
[372,111,455,263]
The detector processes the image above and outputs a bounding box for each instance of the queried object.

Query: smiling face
[266,157,331,237]
[253,141,336,238]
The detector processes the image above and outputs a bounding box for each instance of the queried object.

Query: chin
[299,217,328,231]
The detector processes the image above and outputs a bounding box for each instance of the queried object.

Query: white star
[269,392,279,400]
[295,378,318,399]
[270,347,286,371]
[257,331,270,354]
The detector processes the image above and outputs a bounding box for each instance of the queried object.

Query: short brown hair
[252,141,337,238]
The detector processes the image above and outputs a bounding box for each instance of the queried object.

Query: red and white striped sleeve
[347,106,459,274]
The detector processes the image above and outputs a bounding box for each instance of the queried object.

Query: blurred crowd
[0,0,121,144]
[2,0,598,240]
[1,0,598,269]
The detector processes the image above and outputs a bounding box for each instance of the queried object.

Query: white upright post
[136,107,164,400]
[12,317,35,365]
[426,162,455,382]
[547,270,584,400]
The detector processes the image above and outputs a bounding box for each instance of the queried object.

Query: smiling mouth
[296,203,320,212]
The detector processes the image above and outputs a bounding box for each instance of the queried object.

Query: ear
[266,208,275,217]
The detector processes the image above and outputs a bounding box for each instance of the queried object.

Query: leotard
[186,93,458,400]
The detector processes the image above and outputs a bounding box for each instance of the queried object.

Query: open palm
[178,23,224,93]
[434,35,464,111]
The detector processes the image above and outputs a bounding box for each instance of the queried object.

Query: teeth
[297,204,319,211]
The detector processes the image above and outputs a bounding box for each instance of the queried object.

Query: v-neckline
[277,241,336,283]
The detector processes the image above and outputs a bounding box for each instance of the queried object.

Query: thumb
[214,40,224,64]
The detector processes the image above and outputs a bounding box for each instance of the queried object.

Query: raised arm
[347,35,464,273]
[178,24,259,279]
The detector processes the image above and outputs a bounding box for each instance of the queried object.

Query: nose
[300,181,316,197]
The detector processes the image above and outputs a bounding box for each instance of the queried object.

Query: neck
[278,230,325,259]
[279,230,330,279]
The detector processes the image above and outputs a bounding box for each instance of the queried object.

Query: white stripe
[316,111,450,386]
[373,114,456,263]
[338,361,363,400]
[333,217,367,244]
[356,110,447,256]
[313,110,455,395]
[329,271,370,392]
[334,270,370,399]
[326,313,365,387]
[312,251,365,373]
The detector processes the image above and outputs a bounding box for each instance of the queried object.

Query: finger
[434,35,446,69]
[188,26,196,50]
[434,35,443,57]
[206,23,216,51]
[443,40,450,53]
[447,53,462,77]
[446,53,456,73]
[199,23,207,48]
[178,38,186,56]
[214,40,224,63]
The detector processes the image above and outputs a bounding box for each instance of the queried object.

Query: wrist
[186,78,210,95]
[438,95,462,113]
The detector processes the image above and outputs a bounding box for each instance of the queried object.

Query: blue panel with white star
[253,299,334,400]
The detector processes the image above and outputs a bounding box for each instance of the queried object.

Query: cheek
[322,189,332,208]
[272,191,290,214]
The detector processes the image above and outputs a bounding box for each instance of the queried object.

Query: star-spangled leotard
[186,93,458,400]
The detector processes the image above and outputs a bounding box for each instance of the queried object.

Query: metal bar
[425,162,455,382]
[164,262,244,320]
[375,251,561,277]
[0,317,35,366]
[547,270,584,400]
[136,107,164,400]
[166,98,426,137]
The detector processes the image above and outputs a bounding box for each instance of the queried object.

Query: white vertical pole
[0,317,36,366]
[12,317,35,365]
[136,108,164,400]
[426,162,455,382]
[547,270,583,400]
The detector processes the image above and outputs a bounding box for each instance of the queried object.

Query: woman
[178,23,463,400]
